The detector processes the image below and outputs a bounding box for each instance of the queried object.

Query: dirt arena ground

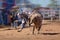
[0,20,60,40]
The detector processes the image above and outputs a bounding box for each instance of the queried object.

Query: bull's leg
[37,25,41,34]
[28,18,31,27]
[29,19,30,26]
[32,26,35,34]
[14,21,17,29]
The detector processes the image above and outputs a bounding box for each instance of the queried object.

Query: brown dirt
[0,20,60,40]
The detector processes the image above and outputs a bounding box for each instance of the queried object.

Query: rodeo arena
[0,0,60,40]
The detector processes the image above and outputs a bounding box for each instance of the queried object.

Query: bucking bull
[29,10,43,34]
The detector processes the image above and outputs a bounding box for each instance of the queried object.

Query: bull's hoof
[17,29,22,32]
[17,30,22,32]
[18,30,21,32]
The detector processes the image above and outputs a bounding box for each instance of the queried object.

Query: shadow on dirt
[0,25,5,28]
[41,33,60,35]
